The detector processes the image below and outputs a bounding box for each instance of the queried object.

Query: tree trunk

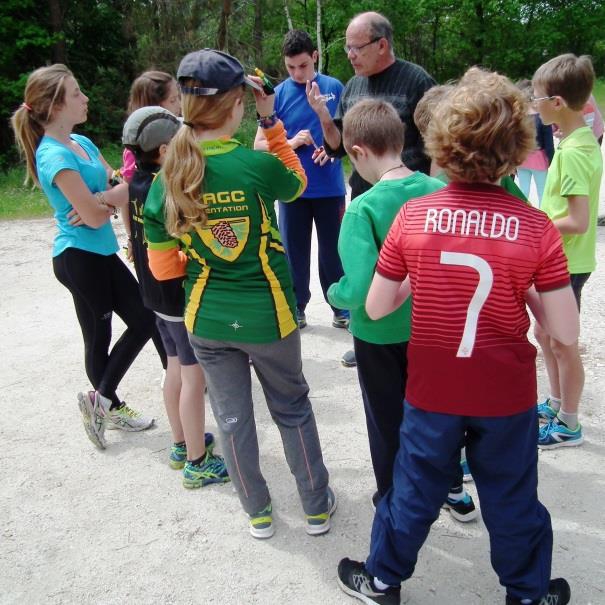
[283,0,293,30]
[316,0,322,72]
[253,0,263,65]
[217,0,232,50]
[48,0,66,64]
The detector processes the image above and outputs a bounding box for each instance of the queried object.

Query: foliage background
[1,0,604,217]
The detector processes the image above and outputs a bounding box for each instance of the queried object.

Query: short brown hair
[414,85,453,138]
[532,54,595,111]
[425,67,534,183]
[343,99,404,157]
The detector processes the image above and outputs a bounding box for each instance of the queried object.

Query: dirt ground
[1,208,604,604]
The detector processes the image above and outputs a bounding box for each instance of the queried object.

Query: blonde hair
[343,99,404,157]
[414,85,453,137]
[11,64,72,187]
[128,71,175,114]
[425,67,535,183]
[533,54,595,111]
[163,83,244,237]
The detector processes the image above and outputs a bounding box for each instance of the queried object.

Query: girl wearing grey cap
[11,64,157,450]
[144,49,335,539]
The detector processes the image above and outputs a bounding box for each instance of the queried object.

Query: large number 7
[440,251,493,358]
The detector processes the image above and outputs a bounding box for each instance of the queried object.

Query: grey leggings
[188,329,330,516]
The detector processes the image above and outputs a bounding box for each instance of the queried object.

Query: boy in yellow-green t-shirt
[532,53,603,448]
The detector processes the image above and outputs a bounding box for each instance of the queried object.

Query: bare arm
[538,285,579,345]
[305,80,342,151]
[254,126,269,151]
[552,195,589,235]
[54,170,128,228]
[366,273,411,320]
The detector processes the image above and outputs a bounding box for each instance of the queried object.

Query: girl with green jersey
[144,49,335,539]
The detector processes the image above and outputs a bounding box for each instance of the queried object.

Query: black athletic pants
[53,247,156,408]
[354,337,463,498]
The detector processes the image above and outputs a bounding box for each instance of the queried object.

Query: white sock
[548,396,561,412]
[373,577,390,591]
[557,410,578,430]
[447,489,465,502]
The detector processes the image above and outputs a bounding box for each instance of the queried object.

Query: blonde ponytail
[10,64,72,187]
[162,84,244,237]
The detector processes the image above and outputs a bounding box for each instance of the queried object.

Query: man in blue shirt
[254,30,349,330]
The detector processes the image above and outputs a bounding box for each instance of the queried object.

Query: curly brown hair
[425,67,535,183]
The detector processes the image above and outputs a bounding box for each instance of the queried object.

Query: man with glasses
[307,11,436,367]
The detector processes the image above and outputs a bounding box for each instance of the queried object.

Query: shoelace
[118,404,141,418]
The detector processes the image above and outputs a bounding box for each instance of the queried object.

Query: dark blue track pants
[366,402,552,602]
[278,195,345,312]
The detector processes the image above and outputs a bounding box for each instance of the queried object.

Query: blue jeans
[366,402,552,602]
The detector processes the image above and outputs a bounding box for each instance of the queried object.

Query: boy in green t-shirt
[327,99,477,521]
[532,54,603,448]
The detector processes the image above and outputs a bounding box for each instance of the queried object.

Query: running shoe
[537,399,558,423]
[443,490,478,522]
[77,391,109,450]
[505,578,570,605]
[337,558,401,605]
[182,452,230,489]
[296,308,307,330]
[305,486,337,535]
[169,433,216,469]
[341,349,357,368]
[332,310,350,329]
[249,502,274,539]
[106,402,155,431]
[538,419,584,449]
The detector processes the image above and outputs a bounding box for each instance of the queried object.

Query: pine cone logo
[211,221,239,248]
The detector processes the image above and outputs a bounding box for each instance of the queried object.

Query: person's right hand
[248,75,275,117]
[288,130,315,150]
[306,80,330,117]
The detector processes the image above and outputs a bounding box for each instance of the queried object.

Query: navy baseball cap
[177,49,262,96]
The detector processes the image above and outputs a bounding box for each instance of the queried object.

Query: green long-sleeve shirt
[328,173,444,344]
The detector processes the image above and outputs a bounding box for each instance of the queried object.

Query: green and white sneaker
[77,391,110,450]
[305,486,337,535]
[106,402,155,431]
[182,452,229,489]
[249,503,274,539]
[169,433,216,469]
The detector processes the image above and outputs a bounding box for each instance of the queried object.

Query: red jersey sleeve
[534,219,571,292]
[376,207,408,281]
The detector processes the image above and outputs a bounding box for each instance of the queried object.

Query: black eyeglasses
[344,37,381,55]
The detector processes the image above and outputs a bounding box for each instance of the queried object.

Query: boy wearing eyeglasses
[531,54,603,449]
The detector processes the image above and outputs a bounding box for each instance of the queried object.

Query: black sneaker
[337,558,400,605]
[341,349,357,367]
[332,310,350,329]
[442,488,478,522]
[296,308,307,329]
[371,491,380,513]
[505,578,571,605]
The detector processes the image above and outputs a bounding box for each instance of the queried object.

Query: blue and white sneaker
[537,399,558,424]
[461,458,473,483]
[538,419,584,449]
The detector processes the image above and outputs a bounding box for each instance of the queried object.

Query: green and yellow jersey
[144,122,306,344]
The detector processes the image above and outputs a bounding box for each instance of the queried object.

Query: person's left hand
[312,146,334,166]
[67,207,84,226]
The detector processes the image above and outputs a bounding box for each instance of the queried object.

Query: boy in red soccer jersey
[337,68,577,605]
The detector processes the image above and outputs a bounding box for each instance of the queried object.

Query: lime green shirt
[327,173,444,344]
[541,126,602,274]
[144,138,305,343]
